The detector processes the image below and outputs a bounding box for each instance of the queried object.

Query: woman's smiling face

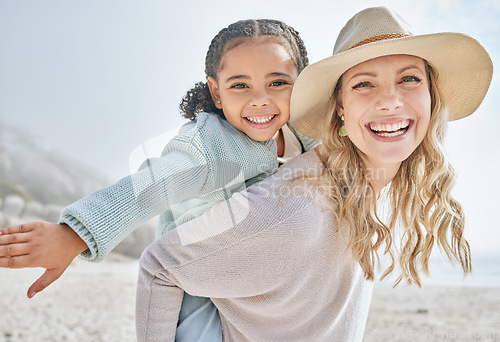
[338,54,431,170]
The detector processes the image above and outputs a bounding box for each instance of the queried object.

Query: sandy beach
[1,256,499,342]
[365,283,500,342]
[0,255,137,342]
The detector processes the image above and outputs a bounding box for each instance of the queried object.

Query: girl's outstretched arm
[0,222,87,298]
[0,113,278,298]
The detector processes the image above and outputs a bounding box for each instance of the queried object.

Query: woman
[135,7,493,341]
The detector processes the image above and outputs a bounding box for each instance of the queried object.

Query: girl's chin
[247,132,276,142]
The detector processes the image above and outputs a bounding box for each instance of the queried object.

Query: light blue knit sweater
[59,112,318,262]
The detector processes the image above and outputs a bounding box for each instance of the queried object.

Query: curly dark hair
[180,19,309,121]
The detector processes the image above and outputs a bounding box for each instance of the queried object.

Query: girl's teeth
[246,115,275,124]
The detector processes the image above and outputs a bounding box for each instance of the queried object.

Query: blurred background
[0,1,499,341]
[0,0,498,269]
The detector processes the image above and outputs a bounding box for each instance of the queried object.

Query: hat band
[349,33,411,49]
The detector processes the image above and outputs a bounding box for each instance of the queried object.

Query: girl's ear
[207,77,222,109]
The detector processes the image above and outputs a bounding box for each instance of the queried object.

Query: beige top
[137,150,373,342]
[277,123,303,164]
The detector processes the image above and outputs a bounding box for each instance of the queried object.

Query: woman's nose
[375,86,403,112]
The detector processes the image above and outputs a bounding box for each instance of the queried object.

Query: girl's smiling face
[207,37,298,142]
[338,54,431,171]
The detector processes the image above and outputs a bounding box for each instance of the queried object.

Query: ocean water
[425,253,500,288]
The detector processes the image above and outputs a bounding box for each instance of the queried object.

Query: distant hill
[0,122,111,205]
[0,121,155,258]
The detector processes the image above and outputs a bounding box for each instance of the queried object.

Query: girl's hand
[0,222,88,298]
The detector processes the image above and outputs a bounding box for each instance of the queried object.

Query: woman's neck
[365,162,400,195]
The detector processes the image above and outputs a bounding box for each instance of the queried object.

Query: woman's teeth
[245,115,275,124]
[369,119,410,137]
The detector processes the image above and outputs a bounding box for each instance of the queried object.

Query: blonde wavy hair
[310,62,471,287]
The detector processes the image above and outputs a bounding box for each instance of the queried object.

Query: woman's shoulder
[278,149,323,175]
[246,149,323,191]
[239,149,326,222]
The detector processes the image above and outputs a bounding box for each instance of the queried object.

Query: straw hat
[290,6,493,140]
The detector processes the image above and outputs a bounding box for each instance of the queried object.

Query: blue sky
[0,0,499,256]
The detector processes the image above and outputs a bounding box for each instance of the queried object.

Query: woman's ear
[336,100,344,118]
[207,77,222,109]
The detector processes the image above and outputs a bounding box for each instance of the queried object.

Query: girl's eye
[270,80,288,87]
[352,81,371,89]
[231,83,248,89]
[401,76,422,83]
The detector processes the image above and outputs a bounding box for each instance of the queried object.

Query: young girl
[0,19,316,341]
[135,7,493,341]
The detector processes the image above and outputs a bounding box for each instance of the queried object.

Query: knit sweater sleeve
[59,146,210,262]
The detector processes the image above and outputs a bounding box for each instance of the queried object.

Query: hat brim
[290,32,493,140]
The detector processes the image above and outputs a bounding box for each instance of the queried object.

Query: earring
[338,115,347,137]
[217,101,221,104]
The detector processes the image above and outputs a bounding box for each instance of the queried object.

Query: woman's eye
[402,76,421,83]
[352,82,370,89]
